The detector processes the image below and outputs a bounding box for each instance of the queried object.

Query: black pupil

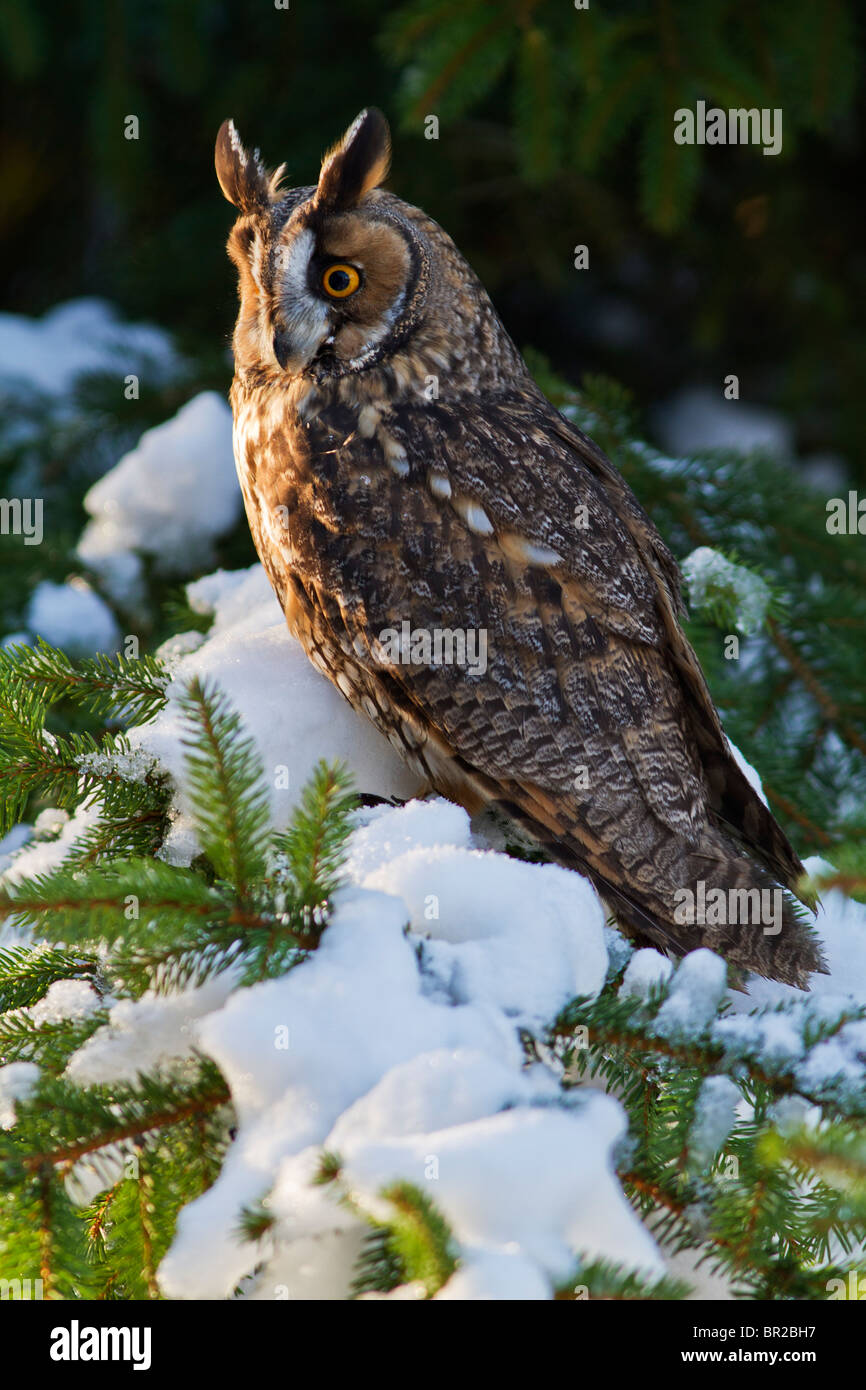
[329,268,351,291]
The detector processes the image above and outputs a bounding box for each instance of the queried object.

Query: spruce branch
[0,1064,232,1183]
[378,1181,458,1297]
[763,1124,866,1221]
[272,760,356,933]
[0,945,99,1012]
[0,1011,109,1072]
[347,1180,458,1299]
[0,858,230,946]
[0,639,169,726]
[179,678,270,901]
[554,992,866,1118]
[351,1224,406,1297]
[554,1257,690,1301]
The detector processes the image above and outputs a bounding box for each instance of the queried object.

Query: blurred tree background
[1,0,863,473]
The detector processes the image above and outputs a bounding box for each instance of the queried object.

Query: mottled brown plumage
[215,109,825,988]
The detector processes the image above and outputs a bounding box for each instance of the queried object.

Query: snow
[682,546,771,636]
[689,1076,741,1165]
[655,387,794,459]
[727,738,769,807]
[126,564,419,862]
[703,866,866,1101]
[603,922,635,976]
[349,801,607,1029]
[620,947,673,1000]
[326,1049,561,1152]
[343,797,473,878]
[339,1099,663,1292]
[26,578,120,656]
[768,1095,818,1135]
[0,299,177,398]
[610,933,865,1107]
[0,824,33,876]
[147,806,637,1299]
[0,803,100,890]
[76,392,241,603]
[32,807,70,839]
[794,1017,866,1104]
[714,1007,806,1070]
[154,629,207,668]
[655,949,728,1037]
[0,1061,40,1128]
[0,978,105,1111]
[65,975,237,1087]
[434,1250,550,1300]
[76,747,157,786]
[0,803,102,940]
[28,978,103,1027]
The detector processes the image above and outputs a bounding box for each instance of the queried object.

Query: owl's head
[216,109,524,395]
[216,108,437,380]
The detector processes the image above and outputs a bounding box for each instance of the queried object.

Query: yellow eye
[322,262,361,298]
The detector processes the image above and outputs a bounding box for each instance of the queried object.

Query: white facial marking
[274,226,329,368]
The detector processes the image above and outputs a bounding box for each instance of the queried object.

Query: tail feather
[670,832,825,989]
[485,793,826,990]
[700,742,806,889]
[411,718,825,991]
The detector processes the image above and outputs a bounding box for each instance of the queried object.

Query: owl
[215,108,824,989]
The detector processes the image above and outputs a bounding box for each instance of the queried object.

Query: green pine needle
[179,677,270,900]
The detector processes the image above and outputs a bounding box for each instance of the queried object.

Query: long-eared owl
[215,108,823,988]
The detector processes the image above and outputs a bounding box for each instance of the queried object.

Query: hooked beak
[271,311,333,374]
[272,324,336,375]
[272,330,294,371]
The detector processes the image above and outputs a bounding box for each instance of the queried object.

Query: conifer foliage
[0,653,356,1298]
[1,368,865,1299]
[383,0,858,232]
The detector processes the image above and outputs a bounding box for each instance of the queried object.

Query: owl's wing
[311,387,805,954]
[543,403,805,889]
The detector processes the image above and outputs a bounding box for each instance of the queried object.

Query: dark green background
[1,0,862,471]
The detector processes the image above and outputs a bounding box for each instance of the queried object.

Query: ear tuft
[215,119,272,213]
[314,108,391,212]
